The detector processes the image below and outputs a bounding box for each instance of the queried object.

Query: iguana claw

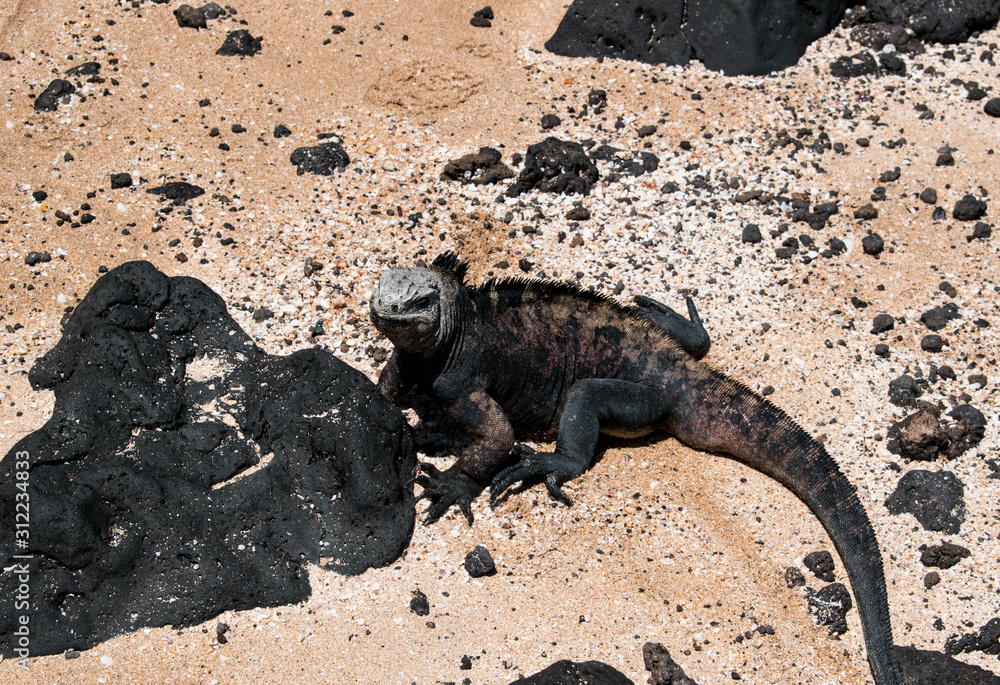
[415,462,480,525]
[490,446,578,507]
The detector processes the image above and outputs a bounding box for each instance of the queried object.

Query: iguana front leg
[420,381,515,525]
[376,350,414,404]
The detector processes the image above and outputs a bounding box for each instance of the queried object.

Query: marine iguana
[369,253,906,685]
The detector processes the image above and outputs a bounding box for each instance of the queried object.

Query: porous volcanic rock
[440,147,515,185]
[291,141,351,175]
[0,261,416,658]
[146,181,205,204]
[33,79,75,111]
[643,641,700,685]
[866,0,1000,43]
[885,469,966,534]
[507,137,600,197]
[806,583,853,635]
[514,659,635,685]
[216,30,262,56]
[544,0,691,68]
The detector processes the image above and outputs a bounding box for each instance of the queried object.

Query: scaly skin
[369,252,906,685]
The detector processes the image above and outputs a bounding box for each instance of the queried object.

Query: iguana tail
[665,365,904,685]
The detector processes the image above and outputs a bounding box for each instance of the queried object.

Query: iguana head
[370,254,469,357]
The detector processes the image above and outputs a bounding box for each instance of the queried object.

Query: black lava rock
[409,589,430,616]
[867,0,1000,43]
[273,124,292,138]
[785,566,805,587]
[967,221,992,241]
[874,343,890,358]
[33,79,75,111]
[0,261,416,658]
[878,52,906,74]
[544,0,691,69]
[470,6,494,28]
[175,4,207,28]
[290,142,350,175]
[464,545,496,578]
[110,172,133,189]
[919,187,938,204]
[741,223,762,244]
[854,203,878,220]
[885,470,966,534]
[888,374,922,406]
[985,98,1000,117]
[216,30,262,56]
[886,410,944,459]
[862,232,885,256]
[65,61,101,77]
[803,550,836,582]
[830,51,879,78]
[440,147,515,185]
[24,251,52,266]
[952,195,987,221]
[514,659,636,685]
[146,181,205,204]
[919,541,971,569]
[589,145,659,177]
[944,404,987,459]
[507,137,600,197]
[643,642,699,685]
[896,645,1000,684]
[879,166,902,183]
[920,303,960,331]
[683,0,852,75]
[540,113,562,130]
[920,334,944,352]
[32,190,47,202]
[871,313,895,334]
[932,206,947,221]
[806,583,853,635]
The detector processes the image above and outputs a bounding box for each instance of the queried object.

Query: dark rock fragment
[854,203,878,220]
[920,541,971,569]
[784,566,805,587]
[923,571,940,588]
[174,4,207,29]
[806,583,853,635]
[866,0,1000,43]
[216,622,229,643]
[110,172,133,189]
[918,187,937,204]
[888,375,922,407]
[741,224,762,244]
[871,313,894,334]
[879,52,906,74]
[565,206,591,221]
[25,251,52,266]
[862,231,885,255]
[952,195,987,221]
[850,21,908,50]
[920,303,960,331]
[985,98,1000,117]
[32,190,48,202]
[540,113,561,130]
[643,641,699,685]
[932,207,947,221]
[967,222,991,241]
[803,550,835,582]
[544,0,690,69]
[0,262,416,658]
[637,124,657,138]
[409,589,430,616]
[216,30,262,56]
[944,405,986,458]
[879,167,901,183]
[874,343,890,358]
[273,124,291,138]
[65,61,101,77]
[830,51,879,77]
[470,6,494,28]
[886,410,943,459]
[885,470,965,534]
[146,181,205,204]
[290,142,350,175]
[589,145,659,177]
[920,334,944,352]
[507,137,600,197]
[441,147,514,186]
[464,545,496,577]
[252,307,274,321]
[33,79,75,111]
[514,659,635,685]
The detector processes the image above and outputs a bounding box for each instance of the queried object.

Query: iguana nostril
[390,304,399,313]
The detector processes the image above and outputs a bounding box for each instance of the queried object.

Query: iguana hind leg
[490,379,670,504]
[632,295,710,359]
